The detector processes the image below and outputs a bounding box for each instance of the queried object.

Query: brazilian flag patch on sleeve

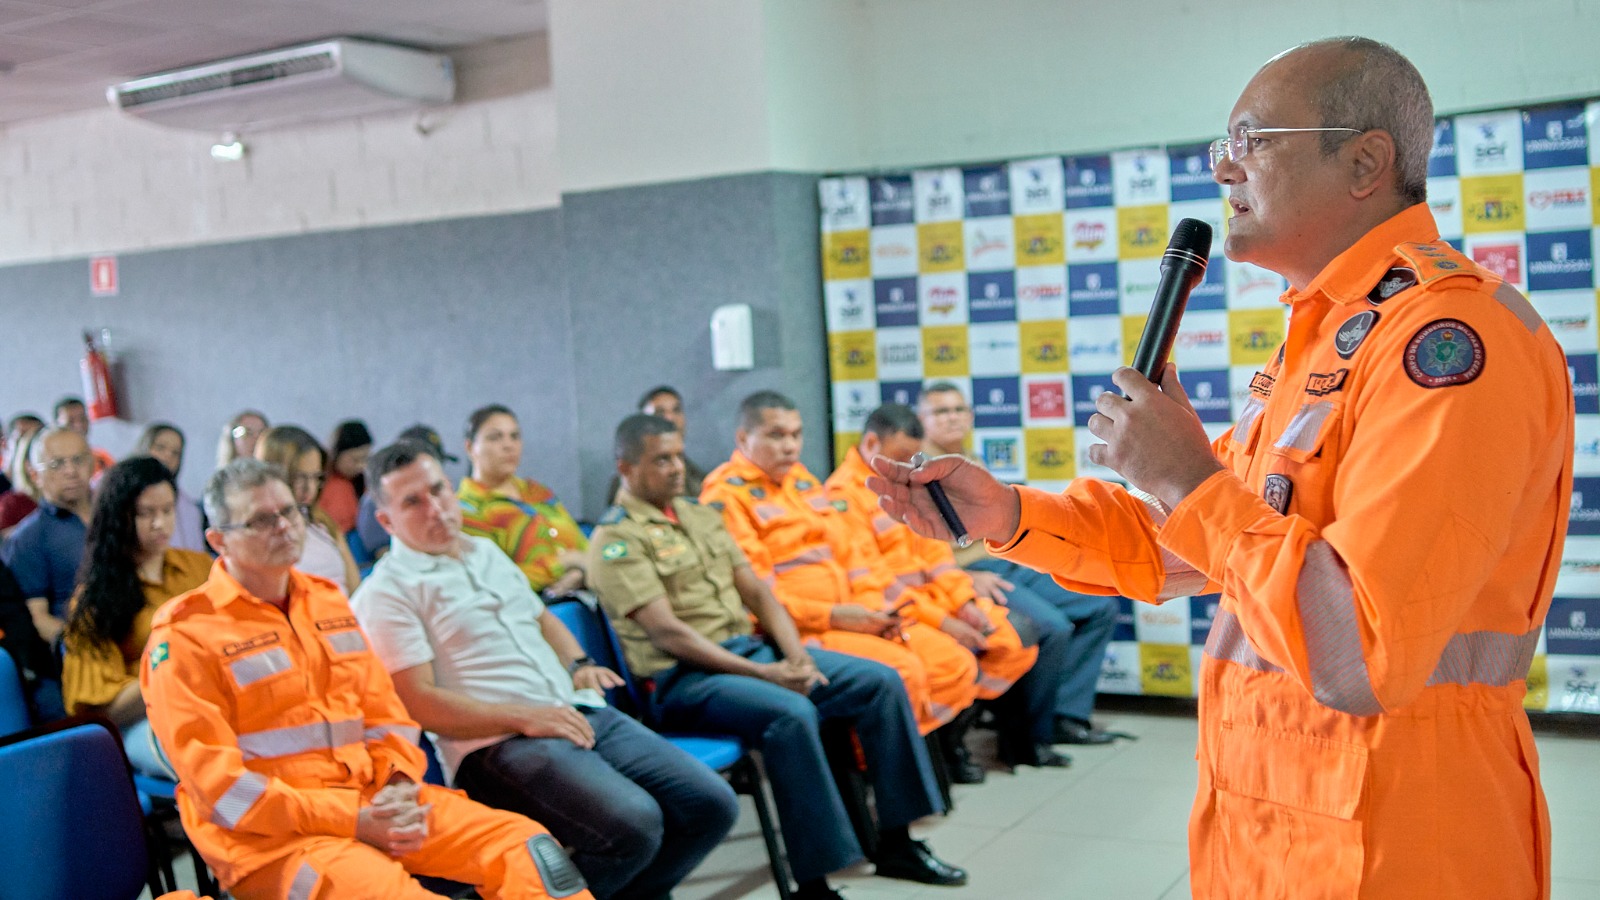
[150,641,169,671]
[601,541,629,560]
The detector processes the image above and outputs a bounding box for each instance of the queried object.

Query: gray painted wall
[1,171,826,521]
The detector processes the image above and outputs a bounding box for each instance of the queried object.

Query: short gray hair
[204,458,289,528]
[1287,37,1433,206]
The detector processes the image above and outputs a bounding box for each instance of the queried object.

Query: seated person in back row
[591,414,967,900]
[2,427,94,651]
[353,441,737,900]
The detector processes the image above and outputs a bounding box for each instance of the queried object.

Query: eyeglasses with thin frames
[217,504,304,536]
[1209,124,1365,168]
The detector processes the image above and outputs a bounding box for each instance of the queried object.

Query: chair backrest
[0,648,30,738]
[546,597,646,715]
[0,721,151,900]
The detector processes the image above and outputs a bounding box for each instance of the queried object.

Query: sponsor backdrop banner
[819,99,1600,710]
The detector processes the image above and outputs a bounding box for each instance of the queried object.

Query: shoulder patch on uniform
[1366,267,1417,304]
[597,505,625,526]
[725,476,746,486]
[750,487,766,500]
[149,641,169,671]
[1392,242,1481,287]
[795,479,814,491]
[601,541,629,560]
[1334,310,1380,359]
[831,499,849,512]
[1404,319,1485,388]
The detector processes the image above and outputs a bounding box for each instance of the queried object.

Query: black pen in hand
[910,452,971,548]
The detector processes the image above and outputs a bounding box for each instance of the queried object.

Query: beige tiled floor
[674,705,1600,900]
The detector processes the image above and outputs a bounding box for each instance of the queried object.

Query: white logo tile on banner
[1168,198,1225,240]
[968,322,1023,376]
[870,224,918,278]
[1008,156,1065,215]
[820,176,870,232]
[1119,257,1163,316]
[875,327,924,381]
[1532,290,1598,353]
[831,381,880,432]
[1015,265,1068,321]
[965,217,1016,271]
[1226,260,1288,309]
[1112,148,1172,207]
[1135,603,1191,645]
[1068,315,1122,373]
[1427,176,1463,239]
[913,168,965,223]
[1174,310,1230,370]
[1065,208,1119,263]
[1575,414,1600,477]
[917,271,968,324]
[1456,110,1525,176]
[1229,365,1260,420]
[1524,167,1592,232]
[1074,427,1122,483]
[824,279,875,332]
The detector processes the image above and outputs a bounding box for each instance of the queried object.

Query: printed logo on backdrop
[1120,258,1164,315]
[1547,597,1600,655]
[1014,214,1065,266]
[1174,313,1230,369]
[1009,157,1065,214]
[1064,155,1114,209]
[821,231,870,281]
[1523,168,1591,231]
[1065,208,1118,263]
[1469,241,1524,285]
[1027,381,1068,420]
[1068,316,1123,372]
[1139,644,1193,696]
[1113,149,1171,207]
[968,271,1017,322]
[1522,104,1588,169]
[913,169,964,222]
[825,281,874,332]
[1553,659,1600,713]
[827,332,877,381]
[1187,255,1228,311]
[1118,205,1169,259]
[971,377,1022,427]
[1071,375,1112,427]
[1019,321,1068,373]
[1570,353,1600,415]
[870,225,918,278]
[922,325,969,377]
[1015,267,1067,321]
[1025,428,1074,481]
[1462,174,1525,232]
[1097,642,1140,694]
[878,380,924,409]
[1179,370,1233,423]
[967,323,1021,376]
[875,328,924,381]
[1169,142,1220,201]
[1069,263,1120,317]
[1571,476,1600,535]
[1135,604,1190,645]
[918,273,968,324]
[1427,176,1463,239]
[831,383,879,429]
[820,177,869,232]
[978,429,1024,481]
[1428,118,1457,178]
[1227,261,1288,308]
[869,175,914,226]
[918,221,964,273]
[1456,111,1524,176]
[874,278,919,327]
[963,166,1011,218]
[964,219,1014,272]
[1534,290,1598,353]
[1189,594,1220,646]
[1527,230,1594,292]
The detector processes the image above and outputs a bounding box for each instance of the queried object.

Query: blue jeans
[453,705,737,900]
[649,636,943,883]
[970,559,1119,724]
[123,717,178,780]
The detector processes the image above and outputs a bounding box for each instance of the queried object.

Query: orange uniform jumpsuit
[989,205,1568,899]
[826,446,1037,698]
[142,561,591,900]
[702,451,978,733]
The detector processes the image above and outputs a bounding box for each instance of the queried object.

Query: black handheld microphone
[1130,218,1213,383]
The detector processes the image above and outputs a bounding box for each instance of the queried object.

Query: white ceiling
[0,0,548,124]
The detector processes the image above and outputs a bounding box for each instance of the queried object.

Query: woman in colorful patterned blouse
[457,404,589,596]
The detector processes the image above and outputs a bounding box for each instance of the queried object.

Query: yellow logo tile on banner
[1121,314,1149,367]
[1138,644,1193,696]
[1229,307,1288,366]
[1461,173,1526,233]
[1118,205,1169,259]
[1523,654,1548,711]
[1024,427,1074,480]
[822,230,870,280]
[827,331,878,381]
[1019,320,1070,373]
[918,221,965,273]
[921,325,970,376]
[833,431,861,467]
[1013,213,1065,267]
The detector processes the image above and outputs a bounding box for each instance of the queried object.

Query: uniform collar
[616,489,677,525]
[837,446,874,482]
[205,558,311,611]
[1285,203,1439,307]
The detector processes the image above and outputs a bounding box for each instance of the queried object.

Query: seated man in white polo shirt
[351,442,738,900]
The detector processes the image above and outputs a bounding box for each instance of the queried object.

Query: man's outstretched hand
[866,454,1021,546]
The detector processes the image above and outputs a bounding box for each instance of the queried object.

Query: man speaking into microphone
[870,37,1571,899]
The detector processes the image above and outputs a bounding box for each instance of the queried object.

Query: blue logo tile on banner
[1523,103,1588,170]
[971,377,1022,427]
[1527,230,1594,292]
[1570,353,1600,415]
[878,380,925,408]
[1169,142,1220,201]
[1445,237,1464,253]
[1188,256,1228,311]
[1064,154,1114,209]
[1189,594,1221,646]
[1573,476,1600,536]
[968,271,1018,322]
[1547,597,1600,656]
[1068,262,1120,317]
[1113,596,1137,642]
[870,175,914,226]
[1071,374,1116,427]
[1179,369,1233,423]
[1428,118,1457,178]
[873,277,920,327]
[963,165,1011,218]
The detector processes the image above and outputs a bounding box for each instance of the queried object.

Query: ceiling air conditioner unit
[107,38,454,131]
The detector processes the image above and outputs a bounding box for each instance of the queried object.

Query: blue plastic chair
[0,648,31,738]
[547,596,793,899]
[0,720,164,899]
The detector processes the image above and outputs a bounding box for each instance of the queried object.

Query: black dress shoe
[1052,718,1119,745]
[875,840,969,886]
[946,742,986,784]
[1030,743,1072,767]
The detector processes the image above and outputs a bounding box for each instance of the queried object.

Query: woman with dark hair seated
[321,419,373,534]
[63,456,210,778]
[255,425,361,593]
[134,421,207,553]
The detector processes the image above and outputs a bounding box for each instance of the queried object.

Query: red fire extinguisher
[80,330,120,421]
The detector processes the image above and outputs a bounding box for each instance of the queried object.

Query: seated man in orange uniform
[827,404,1069,770]
[701,391,983,781]
[142,458,591,900]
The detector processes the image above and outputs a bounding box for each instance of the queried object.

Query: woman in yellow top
[457,404,589,596]
[63,456,210,779]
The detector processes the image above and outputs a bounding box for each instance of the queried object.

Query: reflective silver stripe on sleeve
[884,580,908,602]
[209,770,269,829]
[928,562,957,577]
[364,723,422,744]
[326,629,368,654]
[238,717,365,760]
[1427,628,1541,688]
[808,495,832,512]
[1130,487,1206,599]
[1203,608,1284,674]
[895,571,929,588]
[1231,397,1266,447]
[754,503,787,523]
[1297,541,1383,716]
[872,513,898,534]
[287,862,319,900]
[1273,401,1337,453]
[846,567,870,580]
[229,647,292,689]
[1491,281,1544,334]
[773,546,833,573]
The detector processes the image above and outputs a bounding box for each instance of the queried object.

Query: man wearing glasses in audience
[2,427,96,649]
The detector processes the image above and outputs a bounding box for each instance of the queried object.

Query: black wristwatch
[567,656,596,675]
